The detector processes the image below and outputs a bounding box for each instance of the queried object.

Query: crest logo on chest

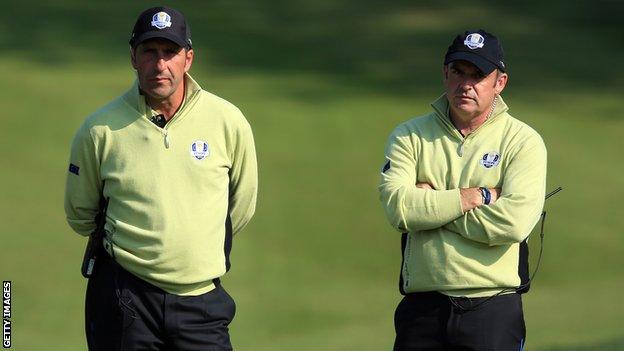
[480,151,501,168]
[190,140,210,160]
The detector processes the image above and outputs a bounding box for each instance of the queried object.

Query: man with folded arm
[379,29,546,350]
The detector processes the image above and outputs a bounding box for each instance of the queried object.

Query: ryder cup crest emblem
[190,140,210,160]
[480,151,501,168]
[151,12,172,29]
[464,33,485,49]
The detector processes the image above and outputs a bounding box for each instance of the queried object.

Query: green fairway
[1,1,622,350]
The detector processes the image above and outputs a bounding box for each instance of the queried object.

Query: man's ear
[184,49,194,73]
[494,72,508,95]
[443,65,449,81]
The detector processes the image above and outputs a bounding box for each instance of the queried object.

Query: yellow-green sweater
[379,95,546,297]
[65,74,257,296]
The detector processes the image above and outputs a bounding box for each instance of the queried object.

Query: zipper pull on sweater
[164,130,170,149]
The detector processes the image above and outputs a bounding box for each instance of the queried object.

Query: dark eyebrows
[450,65,464,74]
[449,62,486,79]
[137,44,182,56]
[474,70,486,79]
[449,63,468,76]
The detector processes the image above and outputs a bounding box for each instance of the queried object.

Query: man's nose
[155,56,167,71]
[457,78,475,91]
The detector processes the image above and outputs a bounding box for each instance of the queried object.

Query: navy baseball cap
[129,7,192,49]
[444,29,505,75]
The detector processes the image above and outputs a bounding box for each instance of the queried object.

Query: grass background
[1,0,623,350]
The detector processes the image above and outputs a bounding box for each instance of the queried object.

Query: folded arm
[378,126,464,232]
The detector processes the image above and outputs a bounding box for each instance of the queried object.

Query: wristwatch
[479,187,491,205]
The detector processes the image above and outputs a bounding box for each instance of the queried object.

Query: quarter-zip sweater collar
[431,93,509,141]
[123,73,203,149]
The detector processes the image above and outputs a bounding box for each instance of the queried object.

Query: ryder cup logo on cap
[190,140,210,160]
[464,33,485,49]
[130,7,192,49]
[480,151,501,168]
[151,12,172,29]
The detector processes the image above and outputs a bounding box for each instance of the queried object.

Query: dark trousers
[85,254,235,351]
[394,291,525,351]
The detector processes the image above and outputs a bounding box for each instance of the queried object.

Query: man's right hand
[460,187,501,213]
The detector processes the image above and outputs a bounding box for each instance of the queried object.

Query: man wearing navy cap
[379,30,547,350]
[65,6,257,350]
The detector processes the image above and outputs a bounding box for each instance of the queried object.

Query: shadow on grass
[537,337,624,351]
[2,0,622,96]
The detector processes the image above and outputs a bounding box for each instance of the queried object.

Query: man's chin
[450,103,480,119]
[142,88,172,101]
[453,102,475,112]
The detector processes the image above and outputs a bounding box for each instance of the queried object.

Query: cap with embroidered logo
[444,29,505,75]
[129,6,192,49]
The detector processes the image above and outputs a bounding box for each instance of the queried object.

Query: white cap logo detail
[480,151,501,168]
[190,140,210,160]
[151,12,172,29]
[464,33,485,50]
